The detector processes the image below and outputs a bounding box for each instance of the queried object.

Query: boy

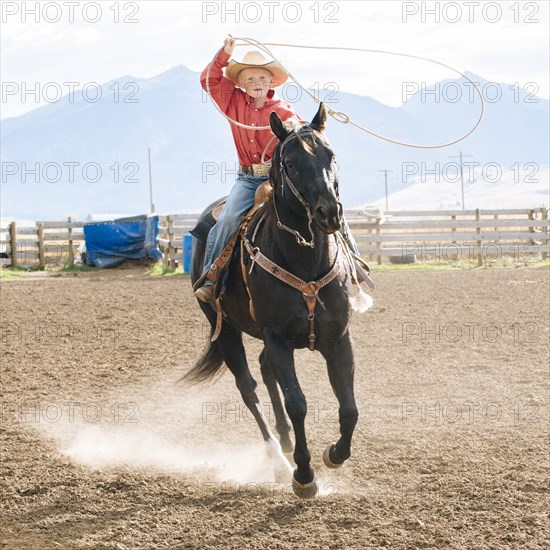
[195,37,299,302]
[195,38,366,302]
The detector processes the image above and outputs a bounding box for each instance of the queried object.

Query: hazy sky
[1,0,549,119]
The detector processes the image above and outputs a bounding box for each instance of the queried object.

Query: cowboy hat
[226,51,289,87]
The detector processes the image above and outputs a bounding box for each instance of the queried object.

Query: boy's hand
[224,37,236,56]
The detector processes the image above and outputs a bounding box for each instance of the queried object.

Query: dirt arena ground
[1,265,548,549]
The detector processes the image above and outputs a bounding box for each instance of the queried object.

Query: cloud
[1,0,548,118]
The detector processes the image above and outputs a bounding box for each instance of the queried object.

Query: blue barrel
[183,234,193,273]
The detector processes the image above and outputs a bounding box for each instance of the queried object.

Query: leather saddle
[191,181,374,343]
[190,179,374,293]
[190,181,273,244]
[191,181,273,294]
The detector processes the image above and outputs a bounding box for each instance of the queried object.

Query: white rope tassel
[349,283,374,314]
[336,233,373,314]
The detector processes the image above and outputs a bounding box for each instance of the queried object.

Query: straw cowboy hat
[226,51,289,87]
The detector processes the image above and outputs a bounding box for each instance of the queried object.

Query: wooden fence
[1,208,548,270]
[158,207,549,269]
[157,214,197,270]
[0,219,84,269]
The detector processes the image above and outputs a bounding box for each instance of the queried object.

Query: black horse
[187,103,358,498]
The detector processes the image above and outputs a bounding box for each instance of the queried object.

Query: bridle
[239,126,349,352]
[272,127,341,249]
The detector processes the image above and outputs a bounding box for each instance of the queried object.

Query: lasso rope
[205,36,485,149]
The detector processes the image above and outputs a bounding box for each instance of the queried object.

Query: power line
[448,151,473,211]
[378,169,394,211]
[148,147,155,214]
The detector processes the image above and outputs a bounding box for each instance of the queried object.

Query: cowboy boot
[194,283,215,303]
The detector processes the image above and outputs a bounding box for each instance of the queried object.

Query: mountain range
[1,66,548,220]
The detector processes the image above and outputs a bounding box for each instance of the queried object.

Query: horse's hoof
[292,476,318,499]
[323,444,344,469]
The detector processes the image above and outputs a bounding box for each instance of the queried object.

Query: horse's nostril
[316,204,341,233]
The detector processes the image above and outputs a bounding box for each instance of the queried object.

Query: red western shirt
[200,50,298,166]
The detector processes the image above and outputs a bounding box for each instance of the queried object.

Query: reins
[204,36,485,150]
[272,128,323,248]
[238,126,344,351]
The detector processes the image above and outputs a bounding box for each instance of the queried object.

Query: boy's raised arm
[200,48,236,113]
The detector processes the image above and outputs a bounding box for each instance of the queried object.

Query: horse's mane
[294,130,316,156]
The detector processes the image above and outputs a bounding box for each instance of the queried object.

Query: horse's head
[270,103,342,235]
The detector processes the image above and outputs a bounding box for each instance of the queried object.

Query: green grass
[146,261,187,277]
[2,257,546,279]
[480,256,548,269]
[59,264,99,273]
[525,258,550,269]
[370,257,549,271]
[0,267,25,280]
[374,262,466,271]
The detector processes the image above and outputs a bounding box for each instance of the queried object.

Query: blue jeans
[202,171,268,280]
[341,217,359,255]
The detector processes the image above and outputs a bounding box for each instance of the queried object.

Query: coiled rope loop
[204,36,485,149]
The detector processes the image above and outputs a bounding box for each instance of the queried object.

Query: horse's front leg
[263,330,317,498]
[320,330,359,468]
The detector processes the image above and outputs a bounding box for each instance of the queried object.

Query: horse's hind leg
[217,322,293,481]
[259,349,293,454]
[217,323,269,438]
[320,331,359,468]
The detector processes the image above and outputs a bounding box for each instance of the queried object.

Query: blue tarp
[84,214,162,268]
[183,234,193,273]
[145,216,163,262]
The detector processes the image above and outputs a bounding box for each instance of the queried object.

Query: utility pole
[378,169,393,211]
[448,151,473,211]
[148,147,155,214]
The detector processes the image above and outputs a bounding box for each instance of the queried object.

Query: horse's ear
[270,111,289,142]
[311,102,327,132]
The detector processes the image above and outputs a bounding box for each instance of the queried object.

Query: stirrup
[351,253,375,289]
[352,253,372,274]
[194,284,215,303]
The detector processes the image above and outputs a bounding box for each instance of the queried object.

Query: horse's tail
[182,332,225,384]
